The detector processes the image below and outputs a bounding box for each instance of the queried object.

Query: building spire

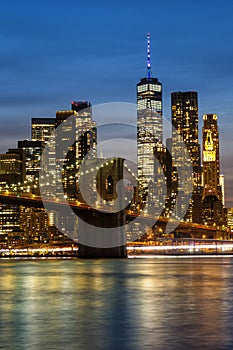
[147,33,151,78]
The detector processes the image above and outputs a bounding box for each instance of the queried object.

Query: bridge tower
[78,158,127,258]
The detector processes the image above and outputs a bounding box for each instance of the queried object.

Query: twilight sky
[0,0,233,205]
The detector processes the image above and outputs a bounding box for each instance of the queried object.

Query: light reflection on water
[0,258,233,350]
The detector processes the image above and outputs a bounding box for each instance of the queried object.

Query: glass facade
[137,39,163,197]
[202,114,225,228]
[55,102,96,199]
[171,91,202,223]
[31,118,55,143]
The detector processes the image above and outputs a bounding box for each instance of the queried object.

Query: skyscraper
[0,151,25,236]
[137,34,162,116]
[18,140,44,191]
[31,118,56,193]
[0,204,20,234]
[0,151,25,185]
[55,109,76,198]
[202,114,225,228]
[31,118,55,143]
[137,34,163,199]
[71,101,97,173]
[220,174,225,207]
[171,91,202,223]
[55,101,96,199]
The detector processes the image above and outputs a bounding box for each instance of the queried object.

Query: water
[0,257,233,350]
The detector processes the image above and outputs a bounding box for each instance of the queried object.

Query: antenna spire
[147,33,151,78]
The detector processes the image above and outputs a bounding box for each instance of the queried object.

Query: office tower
[31,118,56,196]
[151,141,168,218]
[55,109,78,199]
[55,101,96,199]
[32,118,56,185]
[220,174,225,206]
[202,114,225,227]
[0,152,22,236]
[162,137,176,218]
[71,101,97,172]
[0,151,25,186]
[20,207,48,243]
[17,138,49,243]
[0,204,20,234]
[18,140,44,191]
[0,150,25,237]
[31,118,56,143]
[137,34,163,199]
[171,91,202,223]
[227,208,233,235]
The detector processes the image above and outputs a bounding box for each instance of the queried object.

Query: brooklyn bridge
[0,190,227,258]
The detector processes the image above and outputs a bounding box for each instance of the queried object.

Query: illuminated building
[71,101,97,173]
[220,174,225,206]
[171,91,202,223]
[20,207,48,243]
[31,118,56,195]
[202,114,225,227]
[18,140,44,191]
[55,109,76,198]
[137,34,163,199]
[0,204,20,234]
[227,208,233,234]
[152,141,167,216]
[152,138,177,220]
[0,151,25,237]
[55,101,96,199]
[0,151,25,186]
[31,118,55,143]
[0,152,22,237]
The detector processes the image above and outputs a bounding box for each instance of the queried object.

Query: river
[0,257,233,349]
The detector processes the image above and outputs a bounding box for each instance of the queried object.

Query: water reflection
[0,258,233,349]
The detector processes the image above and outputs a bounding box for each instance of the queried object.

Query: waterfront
[1,258,233,349]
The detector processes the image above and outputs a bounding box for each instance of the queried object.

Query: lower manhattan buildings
[0,35,230,249]
[137,34,163,200]
[136,35,227,238]
[55,101,96,200]
[202,114,226,228]
[171,91,202,224]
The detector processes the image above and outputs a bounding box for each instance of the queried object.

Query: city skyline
[1,3,233,346]
[0,0,233,205]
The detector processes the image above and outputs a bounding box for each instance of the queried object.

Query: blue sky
[0,0,233,204]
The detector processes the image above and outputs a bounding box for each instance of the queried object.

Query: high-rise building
[137,34,163,199]
[31,118,55,143]
[20,207,48,243]
[0,204,20,235]
[71,101,97,173]
[227,208,233,235]
[31,118,56,194]
[55,101,96,199]
[152,141,167,216]
[55,109,78,199]
[220,174,225,207]
[0,151,25,186]
[171,91,202,223]
[0,150,25,237]
[202,114,225,227]
[18,140,44,191]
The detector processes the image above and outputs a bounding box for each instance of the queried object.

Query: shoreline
[1,252,233,259]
